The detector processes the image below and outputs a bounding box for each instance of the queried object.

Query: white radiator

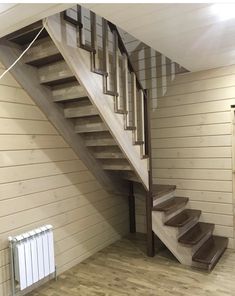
[9,225,56,295]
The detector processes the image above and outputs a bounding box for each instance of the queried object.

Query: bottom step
[192,236,228,271]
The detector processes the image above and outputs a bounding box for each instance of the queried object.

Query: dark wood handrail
[63,7,146,97]
[107,21,146,97]
[63,5,150,157]
[107,21,149,156]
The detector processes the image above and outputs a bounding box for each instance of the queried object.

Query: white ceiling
[0,4,73,38]
[82,3,235,71]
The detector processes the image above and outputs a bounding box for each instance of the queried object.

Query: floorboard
[28,234,235,296]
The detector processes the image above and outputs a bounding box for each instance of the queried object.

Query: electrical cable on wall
[0,24,46,81]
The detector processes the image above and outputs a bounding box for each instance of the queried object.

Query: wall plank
[0,60,129,295]
[151,68,234,247]
[0,148,77,167]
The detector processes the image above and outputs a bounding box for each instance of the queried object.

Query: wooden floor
[29,234,235,296]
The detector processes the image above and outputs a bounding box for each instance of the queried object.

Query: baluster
[76,5,94,52]
[102,18,112,94]
[90,11,97,71]
[113,30,121,111]
[123,53,129,127]
[143,92,149,157]
[139,90,146,156]
[131,72,138,143]
[77,5,85,46]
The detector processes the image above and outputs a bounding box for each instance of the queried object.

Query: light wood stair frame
[0,9,150,195]
[43,13,149,190]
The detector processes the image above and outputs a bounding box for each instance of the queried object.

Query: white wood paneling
[0,62,129,294]
[152,66,234,246]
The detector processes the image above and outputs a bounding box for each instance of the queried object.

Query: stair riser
[24,38,60,66]
[103,166,132,171]
[75,125,108,133]
[153,191,175,207]
[38,61,74,85]
[64,109,99,118]
[85,141,116,147]
[192,231,214,256]
[52,87,87,102]
[94,153,125,159]
[163,206,186,224]
[163,201,188,216]
[178,217,199,239]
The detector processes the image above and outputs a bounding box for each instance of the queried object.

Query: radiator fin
[9,225,55,291]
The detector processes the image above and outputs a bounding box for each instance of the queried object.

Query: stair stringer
[44,14,149,190]
[152,211,193,266]
[0,40,127,195]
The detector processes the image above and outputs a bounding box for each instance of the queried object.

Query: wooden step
[92,149,125,159]
[52,82,87,102]
[24,37,62,66]
[153,196,188,214]
[178,222,214,245]
[192,236,228,271]
[5,21,48,45]
[75,121,108,133]
[38,60,75,86]
[121,171,140,182]
[64,104,99,118]
[101,160,132,171]
[84,133,116,147]
[152,184,176,199]
[165,209,201,227]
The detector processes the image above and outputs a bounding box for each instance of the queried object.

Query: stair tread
[52,83,87,102]
[75,122,108,133]
[93,151,125,159]
[64,105,99,118]
[102,164,132,171]
[165,209,201,227]
[153,196,188,212]
[84,134,116,147]
[24,37,62,66]
[192,236,228,266]
[179,222,214,245]
[152,184,176,199]
[38,61,75,85]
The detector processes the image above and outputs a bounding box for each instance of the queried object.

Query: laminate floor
[28,234,235,296]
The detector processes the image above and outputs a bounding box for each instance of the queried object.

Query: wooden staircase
[152,187,228,271]
[0,5,228,272]
[1,16,149,195]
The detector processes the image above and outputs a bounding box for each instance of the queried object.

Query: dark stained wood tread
[152,184,176,199]
[165,209,201,227]
[153,196,188,213]
[192,236,228,270]
[178,222,214,245]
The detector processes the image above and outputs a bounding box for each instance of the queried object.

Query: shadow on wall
[123,34,188,111]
